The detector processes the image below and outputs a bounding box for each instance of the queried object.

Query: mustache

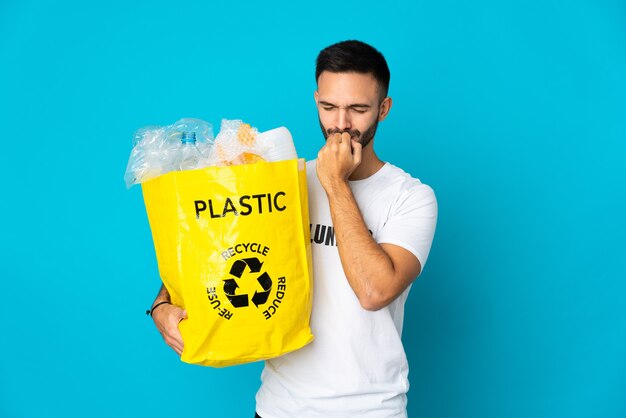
[326,128,361,138]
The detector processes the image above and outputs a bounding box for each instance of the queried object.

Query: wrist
[323,178,351,197]
[146,300,171,316]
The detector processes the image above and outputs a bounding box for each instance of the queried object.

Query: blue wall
[0,1,624,417]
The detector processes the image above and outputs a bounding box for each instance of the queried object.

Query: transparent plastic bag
[125,118,298,188]
[124,118,214,188]
[209,119,265,166]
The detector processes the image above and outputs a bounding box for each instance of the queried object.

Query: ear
[378,97,393,122]
[314,90,319,105]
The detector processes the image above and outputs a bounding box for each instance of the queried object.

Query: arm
[326,182,421,311]
[150,283,187,355]
[317,133,421,311]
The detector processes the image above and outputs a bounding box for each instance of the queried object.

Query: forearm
[153,283,171,305]
[326,181,396,309]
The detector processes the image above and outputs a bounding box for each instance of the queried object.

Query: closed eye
[318,101,371,113]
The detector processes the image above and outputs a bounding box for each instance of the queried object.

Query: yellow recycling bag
[142,158,314,367]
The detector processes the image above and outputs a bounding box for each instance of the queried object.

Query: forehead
[316,71,380,105]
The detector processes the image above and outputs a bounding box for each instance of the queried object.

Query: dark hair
[315,40,391,98]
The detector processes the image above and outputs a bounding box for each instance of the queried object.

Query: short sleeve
[376,182,438,272]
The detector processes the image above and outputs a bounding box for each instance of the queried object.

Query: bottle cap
[181,131,197,144]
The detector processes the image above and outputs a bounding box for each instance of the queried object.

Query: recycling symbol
[223,257,272,308]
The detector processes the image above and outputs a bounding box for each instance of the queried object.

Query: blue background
[1,0,625,417]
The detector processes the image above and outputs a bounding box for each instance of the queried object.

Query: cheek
[356,113,379,131]
[318,112,334,129]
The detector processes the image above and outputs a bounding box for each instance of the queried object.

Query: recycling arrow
[252,272,272,307]
[223,256,273,309]
[223,278,249,307]
[230,258,264,278]
[223,278,239,295]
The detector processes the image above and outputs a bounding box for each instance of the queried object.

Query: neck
[348,145,384,181]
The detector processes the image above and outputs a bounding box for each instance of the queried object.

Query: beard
[318,116,379,148]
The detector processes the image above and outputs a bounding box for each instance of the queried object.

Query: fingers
[166,316,185,355]
[326,132,342,145]
[317,131,362,188]
[166,333,184,356]
[319,132,344,163]
[170,310,188,354]
[351,139,362,167]
[152,303,186,356]
[337,132,351,156]
[327,132,356,153]
[328,132,352,144]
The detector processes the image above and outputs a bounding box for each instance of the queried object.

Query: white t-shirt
[255,159,438,418]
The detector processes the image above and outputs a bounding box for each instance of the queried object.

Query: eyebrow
[318,100,371,109]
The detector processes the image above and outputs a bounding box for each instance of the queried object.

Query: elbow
[358,292,393,312]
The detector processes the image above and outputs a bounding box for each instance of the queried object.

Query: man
[150,40,437,417]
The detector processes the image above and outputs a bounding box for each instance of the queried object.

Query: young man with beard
[150,40,438,417]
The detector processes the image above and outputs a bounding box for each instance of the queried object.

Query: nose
[336,108,351,131]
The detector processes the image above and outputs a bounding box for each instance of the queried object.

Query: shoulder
[380,163,436,203]
[306,159,320,184]
[305,159,324,196]
[306,159,317,173]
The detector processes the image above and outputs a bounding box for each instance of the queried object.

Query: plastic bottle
[179,131,202,171]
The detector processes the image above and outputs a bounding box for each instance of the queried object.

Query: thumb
[177,309,188,325]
